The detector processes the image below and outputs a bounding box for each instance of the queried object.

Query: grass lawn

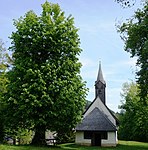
[0,141,148,150]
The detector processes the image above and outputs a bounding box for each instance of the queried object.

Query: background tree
[4,2,87,145]
[117,2,148,104]
[0,39,11,99]
[115,0,147,8]
[0,39,12,143]
[119,82,148,142]
[115,0,136,7]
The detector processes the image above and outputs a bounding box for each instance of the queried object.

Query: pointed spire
[97,61,105,84]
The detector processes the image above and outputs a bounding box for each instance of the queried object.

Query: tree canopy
[115,0,136,7]
[118,1,148,142]
[0,39,9,98]
[4,2,87,145]
[119,82,148,142]
[0,39,12,142]
[118,2,148,104]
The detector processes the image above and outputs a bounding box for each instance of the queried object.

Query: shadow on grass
[60,142,148,150]
[116,143,148,150]
[0,144,62,150]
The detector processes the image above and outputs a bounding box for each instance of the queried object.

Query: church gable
[83,96,116,126]
[76,107,117,131]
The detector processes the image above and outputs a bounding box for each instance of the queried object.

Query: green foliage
[115,0,147,8]
[115,0,136,8]
[0,39,11,98]
[85,100,91,110]
[119,82,148,142]
[4,1,87,144]
[0,39,11,143]
[55,130,75,144]
[0,108,4,143]
[17,129,33,145]
[118,2,148,104]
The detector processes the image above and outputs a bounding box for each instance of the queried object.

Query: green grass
[0,141,148,150]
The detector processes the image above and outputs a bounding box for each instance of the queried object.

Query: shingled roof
[76,107,117,131]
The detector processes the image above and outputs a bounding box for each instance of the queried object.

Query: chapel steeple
[95,62,106,104]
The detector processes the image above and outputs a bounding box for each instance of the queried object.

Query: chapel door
[92,133,101,146]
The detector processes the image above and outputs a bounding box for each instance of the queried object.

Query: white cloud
[105,58,137,69]
[78,19,116,37]
[89,86,95,94]
[81,69,97,80]
[124,58,137,66]
[118,57,137,67]
[79,57,96,68]
[106,87,122,112]
[107,87,121,97]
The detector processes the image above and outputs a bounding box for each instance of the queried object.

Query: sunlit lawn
[0,141,148,150]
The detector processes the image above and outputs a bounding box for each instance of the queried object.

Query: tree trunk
[18,138,20,145]
[13,138,16,145]
[31,125,46,146]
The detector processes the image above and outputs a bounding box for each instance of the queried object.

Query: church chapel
[75,63,118,147]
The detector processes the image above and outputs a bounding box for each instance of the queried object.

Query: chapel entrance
[91,133,101,146]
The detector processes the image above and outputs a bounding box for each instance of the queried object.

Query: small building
[75,63,118,147]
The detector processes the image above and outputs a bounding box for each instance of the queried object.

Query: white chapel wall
[75,132,91,146]
[102,132,117,147]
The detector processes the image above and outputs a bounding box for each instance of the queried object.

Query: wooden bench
[41,138,56,146]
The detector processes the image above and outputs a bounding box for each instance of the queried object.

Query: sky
[0,0,142,112]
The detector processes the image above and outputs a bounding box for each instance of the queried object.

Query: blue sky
[0,0,142,112]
